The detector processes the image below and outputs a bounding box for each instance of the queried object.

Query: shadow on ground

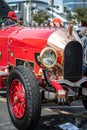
[0,96,87,130]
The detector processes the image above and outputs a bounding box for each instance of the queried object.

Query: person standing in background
[8,10,18,22]
[81,28,87,76]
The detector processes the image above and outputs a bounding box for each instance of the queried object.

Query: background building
[63,0,87,11]
[6,0,50,25]
[5,0,67,25]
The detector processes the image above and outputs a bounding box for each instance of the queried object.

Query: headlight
[40,47,57,68]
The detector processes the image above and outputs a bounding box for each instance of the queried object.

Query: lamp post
[24,0,31,26]
[83,0,85,8]
[29,0,31,25]
[52,0,54,19]
[50,0,54,19]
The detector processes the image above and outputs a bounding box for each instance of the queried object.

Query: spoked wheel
[10,79,26,119]
[7,66,41,130]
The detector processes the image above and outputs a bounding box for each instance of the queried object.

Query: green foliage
[0,18,2,23]
[66,12,74,21]
[66,7,87,24]
[74,8,87,22]
[32,11,50,26]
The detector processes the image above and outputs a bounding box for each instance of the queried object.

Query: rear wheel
[7,66,41,130]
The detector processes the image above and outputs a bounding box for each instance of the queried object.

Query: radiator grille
[64,41,82,81]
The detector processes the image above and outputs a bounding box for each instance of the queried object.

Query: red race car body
[0,16,87,130]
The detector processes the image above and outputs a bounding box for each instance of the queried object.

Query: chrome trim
[40,47,57,68]
[56,77,87,87]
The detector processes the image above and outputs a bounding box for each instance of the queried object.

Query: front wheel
[7,66,41,130]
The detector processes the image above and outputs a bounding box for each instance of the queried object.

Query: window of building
[9,3,19,12]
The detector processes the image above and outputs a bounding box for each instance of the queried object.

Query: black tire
[6,66,41,130]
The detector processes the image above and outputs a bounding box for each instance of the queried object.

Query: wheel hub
[14,96,18,103]
[10,79,26,119]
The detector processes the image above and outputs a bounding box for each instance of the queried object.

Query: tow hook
[56,90,66,103]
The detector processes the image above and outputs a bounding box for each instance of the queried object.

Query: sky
[6,0,62,6]
[44,0,62,6]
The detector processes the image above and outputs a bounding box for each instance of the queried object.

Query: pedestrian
[81,28,87,76]
[7,10,18,22]
[2,10,18,26]
[17,18,23,25]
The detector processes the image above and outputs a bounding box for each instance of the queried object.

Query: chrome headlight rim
[40,47,58,68]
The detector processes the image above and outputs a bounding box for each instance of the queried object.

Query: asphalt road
[0,97,87,130]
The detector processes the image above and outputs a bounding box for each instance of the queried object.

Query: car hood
[9,27,57,49]
[9,26,81,50]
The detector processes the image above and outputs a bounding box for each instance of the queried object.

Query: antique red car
[0,4,87,130]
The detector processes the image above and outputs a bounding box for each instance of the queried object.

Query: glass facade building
[63,0,87,11]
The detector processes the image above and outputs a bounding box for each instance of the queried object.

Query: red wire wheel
[10,79,26,119]
[7,66,41,130]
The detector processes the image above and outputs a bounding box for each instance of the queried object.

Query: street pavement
[0,96,87,130]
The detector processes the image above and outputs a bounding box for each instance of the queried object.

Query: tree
[74,8,87,25]
[32,11,50,26]
[66,12,74,21]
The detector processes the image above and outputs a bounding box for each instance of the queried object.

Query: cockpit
[0,17,17,28]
